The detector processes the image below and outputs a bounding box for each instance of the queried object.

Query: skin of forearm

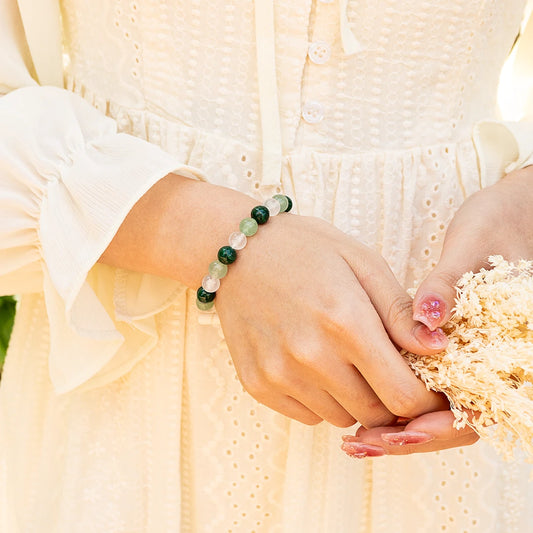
[99,173,257,288]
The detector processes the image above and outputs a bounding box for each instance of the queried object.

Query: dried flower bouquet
[404,256,533,460]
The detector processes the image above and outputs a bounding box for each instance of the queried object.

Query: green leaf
[0,296,17,372]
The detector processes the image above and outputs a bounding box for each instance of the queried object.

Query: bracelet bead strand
[196,195,292,310]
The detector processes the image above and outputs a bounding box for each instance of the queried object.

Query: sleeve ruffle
[473,120,533,188]
[0,86,203,393]
[473,9,533,188]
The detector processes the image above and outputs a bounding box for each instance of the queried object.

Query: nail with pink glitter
[413,297,446,331]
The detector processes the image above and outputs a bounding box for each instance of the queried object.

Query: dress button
[301,101,325,124]
[308,41,331,65]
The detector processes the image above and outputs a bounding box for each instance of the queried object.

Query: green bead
[196,299,215,311]
[208,260,228,279]
[285,196,293,212]
[273,194,289,213]
[251,205,270,225]
[239,217,259,236]
[197,287,216,303]
[218,245,237,265]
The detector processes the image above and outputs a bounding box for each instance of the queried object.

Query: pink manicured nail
[414,324,449,350]
[341,435,358,443]
[413,297,446,331]
[381,431,435,446]
[341,442,386,458]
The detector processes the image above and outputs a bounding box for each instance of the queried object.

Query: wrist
[100,173,258,287]
[164,175,259,287]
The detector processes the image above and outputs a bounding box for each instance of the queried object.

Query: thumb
[413,241,487,331]
[349,250,449,355]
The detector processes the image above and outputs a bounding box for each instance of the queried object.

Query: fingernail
[341,435,358,443]
[341,442,386,458]
[413,297,446,331]
[413,324,449,350]
[381,431,435,446]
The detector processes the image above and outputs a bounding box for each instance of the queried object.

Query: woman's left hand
[343,165,533,457]
[341,410,479,458]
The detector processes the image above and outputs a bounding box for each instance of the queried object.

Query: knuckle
[388,389,420,419]
[257,356,291,387]
[433,269,460,290]
[239,372,266,400]
[384,294,413,330]
[318,307,359,349]
[290,345,322,371]
[359,411,397,429]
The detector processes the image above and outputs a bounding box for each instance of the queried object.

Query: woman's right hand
[215,212,449,428]
[102,175,449,428]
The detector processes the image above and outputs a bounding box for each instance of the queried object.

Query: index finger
[337,286,449,422]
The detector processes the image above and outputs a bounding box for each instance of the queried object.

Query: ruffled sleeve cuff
[473,120,533,188]
[0,85,203,393]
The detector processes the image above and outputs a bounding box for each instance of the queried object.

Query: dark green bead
[218,245,237,265]
[251,205,270,225]
[285,196,293,212]
[197,286,216,303]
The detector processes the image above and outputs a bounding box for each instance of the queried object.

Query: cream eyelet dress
[1,0,533,531]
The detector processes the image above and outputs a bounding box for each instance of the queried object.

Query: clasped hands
[215,166,533,458]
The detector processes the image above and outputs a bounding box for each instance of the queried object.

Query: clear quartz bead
[202,275,220,293]
[264,197,281,216]
[228,231,247,250]
[208,260,228,279]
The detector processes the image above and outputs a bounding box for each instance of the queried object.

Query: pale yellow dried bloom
[404,256,533,461]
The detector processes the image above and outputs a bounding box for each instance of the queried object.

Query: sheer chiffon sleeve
[0,0,203,393]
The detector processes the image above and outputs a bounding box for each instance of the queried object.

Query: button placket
[300,0,336,127]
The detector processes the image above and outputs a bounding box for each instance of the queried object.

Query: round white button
[308,41,331,65]
[302,101,325,124]
[318,0,334,3]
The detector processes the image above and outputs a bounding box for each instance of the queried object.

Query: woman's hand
[341,410,479,458]
[341,165,533,456]
[412,165,533,331]
[102,173,449,428]
[215,212,449,428]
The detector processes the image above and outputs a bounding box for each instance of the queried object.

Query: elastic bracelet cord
[196,194,293,311]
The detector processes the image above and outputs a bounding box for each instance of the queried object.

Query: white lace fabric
[1,0,533,531]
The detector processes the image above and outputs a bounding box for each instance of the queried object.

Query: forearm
[99,174,257,288]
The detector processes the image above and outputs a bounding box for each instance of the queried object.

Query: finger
[256,393,324,426]
[344,249,449,354]
[273,349,390,428]
[317,362,398,428]
[231,343,326,426]
[286,385,358,428]
[278,329,398,428]
[396,409,478,441]
[330,290,449,420]
[412,216,491,331]
[342,432,478,457]
[346,410,479,455]
[239,345,359,427]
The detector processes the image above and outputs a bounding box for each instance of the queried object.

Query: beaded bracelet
[196,194,293,310]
